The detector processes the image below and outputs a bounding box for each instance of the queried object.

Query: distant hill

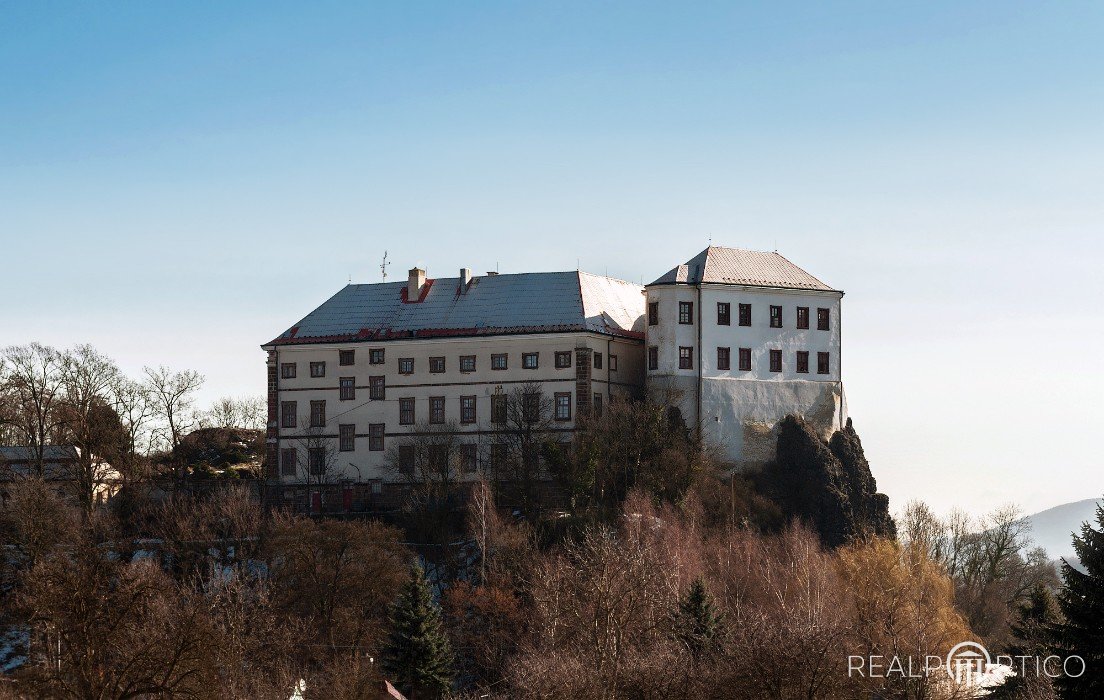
[1023,498,1102,564]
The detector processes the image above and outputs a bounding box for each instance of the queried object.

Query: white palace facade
[262,247,845,510]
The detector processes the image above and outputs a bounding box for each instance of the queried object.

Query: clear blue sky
[3,1,1102,515]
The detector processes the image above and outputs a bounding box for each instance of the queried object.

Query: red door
[342,487,352,512]
[310,491,322,514]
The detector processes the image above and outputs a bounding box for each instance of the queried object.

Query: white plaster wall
[700,379,845,465]
[645,283,845,466]
[269,332,643,483]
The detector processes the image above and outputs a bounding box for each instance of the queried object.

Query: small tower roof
[648,246,839,292]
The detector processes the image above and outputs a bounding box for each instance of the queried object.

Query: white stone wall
[645,283,846,465]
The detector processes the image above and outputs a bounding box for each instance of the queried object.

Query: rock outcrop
[754,415,895,548]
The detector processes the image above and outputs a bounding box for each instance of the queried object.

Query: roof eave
[263,326,645,348]
[646,280,843,295]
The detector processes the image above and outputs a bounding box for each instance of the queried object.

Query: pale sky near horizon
[2,1,1102,517]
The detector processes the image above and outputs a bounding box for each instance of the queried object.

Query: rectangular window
[770,305,783,328]
[281,401,297,428]
[399,397,415,425]
[339,423,355,451]
[817,352,830,375]
[679,301,694,324]
[523,393,540,422]
[797,307,810,330]
[648,346,658,371]
[717,302,731,326]
[817,307,830,331]
[369,348,384,365]
[490,443,507,470]
[717,347,731,371]
[398,357,414,375]
[739,348,752,372]
[460,355,476,373]
[280,447,297,476]
[593,353,603,369]
[461,444,478,474]
[796,351,809,374]
[308,447,326,475]
[369,376,385,400]
[368,423,384,451]
[679,346,694,370]
[340,349,355,366]
[769,349,782,373]
[491,394,507,424]
[280,363,296,379]
[398,445,415,475]
[648,301,659,326]
[554,351,572,369]
[428,444,448,471]
[339,377,355,401]
[429,396,445,424]
[522,352,538,369]
[609,354,617,371]
[554,393,572,421]
[310,361,326,378]
[739,303,752,327]
[491,353,508,370]
[593,393,603,417]
[429,357,445,373]
[460,396,476,424]
[310,400,326,427]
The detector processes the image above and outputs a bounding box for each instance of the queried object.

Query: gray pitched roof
[267,271,645,346]
[648,246,838,292]
[0,446,79,462]
[0,446,81,481]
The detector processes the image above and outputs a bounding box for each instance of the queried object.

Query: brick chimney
[460,267,472,292]
[408,267,426,300]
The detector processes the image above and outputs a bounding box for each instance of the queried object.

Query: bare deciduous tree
[492,383,558,513]
[143,365,204,479]
[293,422,341,512]
[203,395,266,431]
[107,376,156,482]
[0,344,67,476]
[57,345,124,511]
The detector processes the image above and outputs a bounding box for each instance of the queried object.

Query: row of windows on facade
[279,349,617,379]
[647,346,831,374]
[650,301,831,330]
[279,440,543,478]
[279,391,587,431]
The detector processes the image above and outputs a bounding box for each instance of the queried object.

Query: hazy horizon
[3,2,1102,515]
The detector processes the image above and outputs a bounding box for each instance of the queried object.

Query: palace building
[262,247,845,511]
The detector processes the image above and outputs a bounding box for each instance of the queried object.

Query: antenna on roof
[380,251,391,282]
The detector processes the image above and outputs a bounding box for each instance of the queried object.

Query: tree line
[1,342,1102,698]
[0,343,265,508]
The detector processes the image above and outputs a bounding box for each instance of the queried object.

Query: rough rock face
[829,418,896,541]
[755,415,895,548]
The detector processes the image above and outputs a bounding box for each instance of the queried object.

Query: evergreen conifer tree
[1052,500,1104,699]
[381,563,454,699]
[990,583,1059,699]
[674,577,722,654]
